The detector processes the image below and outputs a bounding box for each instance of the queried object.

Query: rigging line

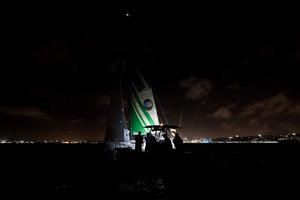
[119,79,128,129]
[152,88,169,125]
[179,106,183,127]
[158,116,164,125]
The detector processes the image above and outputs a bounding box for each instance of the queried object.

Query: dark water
[1,144,299,198]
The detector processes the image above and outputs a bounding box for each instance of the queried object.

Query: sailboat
[104,69,179,151]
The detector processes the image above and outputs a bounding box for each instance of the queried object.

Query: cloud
[220,122,232,129]
[240,93,292,117]
[287,103,300,116]
[208,94,299,136]
[0,106,51,120]
[180,77,213,100]
[248,118,261,126]
[28,89,64,103]
[94,95,111,107]
[212,106,233,119]
[238,94,300,134]
[70,118,84,125]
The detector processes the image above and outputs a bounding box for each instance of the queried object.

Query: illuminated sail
[130,71,159,135]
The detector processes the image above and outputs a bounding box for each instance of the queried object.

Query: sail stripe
[131,102,147,133]
[131,105,146,134]
[131,96,147,128]
[132,87,155,125]
[131,94,151,134]
[131,93,150,126]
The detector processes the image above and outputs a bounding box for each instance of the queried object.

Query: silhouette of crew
[173,133,183,152]
[145,132,157,153]
[162,133,173,153]
[135,131,143,152]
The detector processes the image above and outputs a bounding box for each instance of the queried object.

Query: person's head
[163,133,168,138]
[138,131,141,135]
[175,133,179,137]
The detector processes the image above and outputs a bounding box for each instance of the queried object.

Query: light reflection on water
[118,174,168,200]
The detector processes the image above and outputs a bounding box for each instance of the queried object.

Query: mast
[104,61,128,143]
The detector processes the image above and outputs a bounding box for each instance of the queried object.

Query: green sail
[130,71,159,135]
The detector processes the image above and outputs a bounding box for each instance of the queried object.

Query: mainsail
[104,80,129,143]
[130,70,159,135]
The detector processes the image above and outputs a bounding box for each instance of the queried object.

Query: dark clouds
[0,5,299,140]
[287,104,300,116]
[94,95,111,107]
[180,77,213,100]
[0,106,51,120]
[203,93,300,137]
[240,94,292,118]
[0,88,110,140]
[212,106,233,119]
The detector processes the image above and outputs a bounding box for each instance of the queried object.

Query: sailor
[173,133,183,152]
[145,132,157,153]
[135,131,143,152]
[162,133,173,153]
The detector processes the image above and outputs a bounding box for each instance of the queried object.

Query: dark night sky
[0,4,299,140]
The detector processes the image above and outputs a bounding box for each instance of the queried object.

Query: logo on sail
[143,99,153,110]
